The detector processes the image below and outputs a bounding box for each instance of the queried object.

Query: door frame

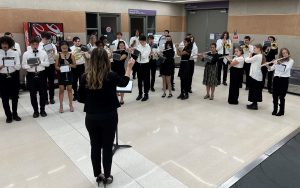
[129,15,146,37]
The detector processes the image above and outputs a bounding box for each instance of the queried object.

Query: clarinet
[33,50,39,78]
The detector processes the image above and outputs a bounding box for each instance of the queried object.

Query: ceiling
[144,0,227,4]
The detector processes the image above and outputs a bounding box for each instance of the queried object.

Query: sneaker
[40,111,47,117]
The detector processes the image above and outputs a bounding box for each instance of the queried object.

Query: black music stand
[113,81,133,155]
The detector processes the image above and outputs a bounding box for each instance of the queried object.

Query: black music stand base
[112,126,132,155]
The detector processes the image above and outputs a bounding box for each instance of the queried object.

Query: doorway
[130,16,146,37]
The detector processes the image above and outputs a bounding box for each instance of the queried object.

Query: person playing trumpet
[216,31,232,86]
[263,36,278,93]
[241,36,254,90]
[266,48,294,116]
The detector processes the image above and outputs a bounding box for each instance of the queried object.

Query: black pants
[137,63,150,95]
[72,64,85,97]
[217,57,228,83]
[171,62,175,88]
[45,64,55,101]
[149,59,157,89]
[132,63,138,78]
[228,67,242,104]
[248,77,263,103]
[189,60,195,91]
[0,72,19,118]
[262,66,274,91]
[85,112,117,178]
[179,60,190,95]
[243,63,251,88]
[273,76,289,113]
[27,71,47,112]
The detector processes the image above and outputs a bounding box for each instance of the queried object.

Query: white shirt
[232,56,245,69]
[179,42,198,62]
[0,49,21,74]
[243,44,254,59]
[136,44,151,64]
[245,54,263,81]
[112,39,129,51]
[129,36,140,48]
[13,42,22,57]
[216,39,232,55]
[270,58,294,78]
[70,46,86,65]
[22,49,49,72]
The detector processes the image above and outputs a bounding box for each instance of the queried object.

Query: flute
[261,56,290,67]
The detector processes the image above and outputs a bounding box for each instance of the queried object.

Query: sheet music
[3,57,15,67]
[43,43,53,52]
[27,57,40,66]
[117,80,133,93]
[60,65,70,73]
[275,64,286,72]
[113,53,122,61]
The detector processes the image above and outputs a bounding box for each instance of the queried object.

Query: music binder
[117,80,133,93]
[43,43,53,52]
[27,57,40,66]
[3,57,15,67]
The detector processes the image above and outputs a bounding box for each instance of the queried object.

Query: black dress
[112,50,128,76]
[178,47,192,93]
[202,52,219,86]
[58,53,73,86]
[161,48,175,76]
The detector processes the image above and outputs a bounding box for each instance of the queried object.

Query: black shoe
[33,112,39,118]
[177,94,183,99]
[133,76,136,80]
[45,100,49,105]
[136,95,143,101]
[40,111,47,117]
[272,111,277,115]
[167,94,173,98]
[247,103,258,110]
[6,117,13,123]
[141,95,149,102]
[276,111,284,116]
[162,93,166,98]
[96,174,105,186]
[223,82,228,86]
[13,115,22,121]
[50,99,55,104]
[103,175,113,185]
[151,88,155,92]
[268,90,273,94]
[172,87,175,91]
[182,93,189,100]
[245,87,249,90]
[189,90,193,93]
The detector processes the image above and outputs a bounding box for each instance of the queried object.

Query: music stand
[113,81,133,154]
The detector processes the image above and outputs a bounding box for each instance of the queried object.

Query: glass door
[130,16,146,37]
[100,15,119,44]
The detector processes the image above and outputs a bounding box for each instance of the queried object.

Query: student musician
[112,32,129,51]
[148,35,158,92]
[216,31,232,86]
[245,44,265,110]
[130,29,140,79]
[40,32,57,105]
[136,35,151,102]
[263,36,278,93]
[161,41,175,98]
[187,34,198,93]
[241,36,254,90]
[55,41,76,113]
[111,41,128,105]
[176,37,192,100]
[198,43,220,100]
[22,37,50,118]
[227,47,245,104]
[267,48,294,116]
[70,36,89,101]
[0,36,21,123]
[87,35,97,52]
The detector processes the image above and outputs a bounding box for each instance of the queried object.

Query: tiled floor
[0,66,299,188]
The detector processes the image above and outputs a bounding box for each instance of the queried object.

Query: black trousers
[248,77,263,103]
[132,63,138,78]
[179,60,190,94]
[217,58,228,83]
[171,61,175,88]
[45,64,55,100]
[243,63,251,88]
[0,72,19,118]
[72,64,85,97]
[85,112,117,178]
[189,60,195,91]
[137,63,150,95]
[273,76,289,112]
[228,67,243,104]
[262,66,274,91]
[149,59,157,89]
[27,71,47,112]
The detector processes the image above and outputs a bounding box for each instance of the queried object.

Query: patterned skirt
[203,63,219,86]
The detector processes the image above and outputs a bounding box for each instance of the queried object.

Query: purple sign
[128,9,157,16]
[186,1,229,11]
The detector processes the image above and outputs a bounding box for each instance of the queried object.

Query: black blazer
[78,72,129,114]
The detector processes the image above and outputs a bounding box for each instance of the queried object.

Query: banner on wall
[23,22,64,48]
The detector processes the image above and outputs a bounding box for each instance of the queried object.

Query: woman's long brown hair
[254,44,266,65]
[85,48,111,89]
[278,48,290,62]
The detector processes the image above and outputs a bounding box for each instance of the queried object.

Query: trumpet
[271,42,278,50]
[261,56,290,67]
[241,44,249,50]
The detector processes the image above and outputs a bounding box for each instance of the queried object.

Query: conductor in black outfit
[77,48,135,186]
